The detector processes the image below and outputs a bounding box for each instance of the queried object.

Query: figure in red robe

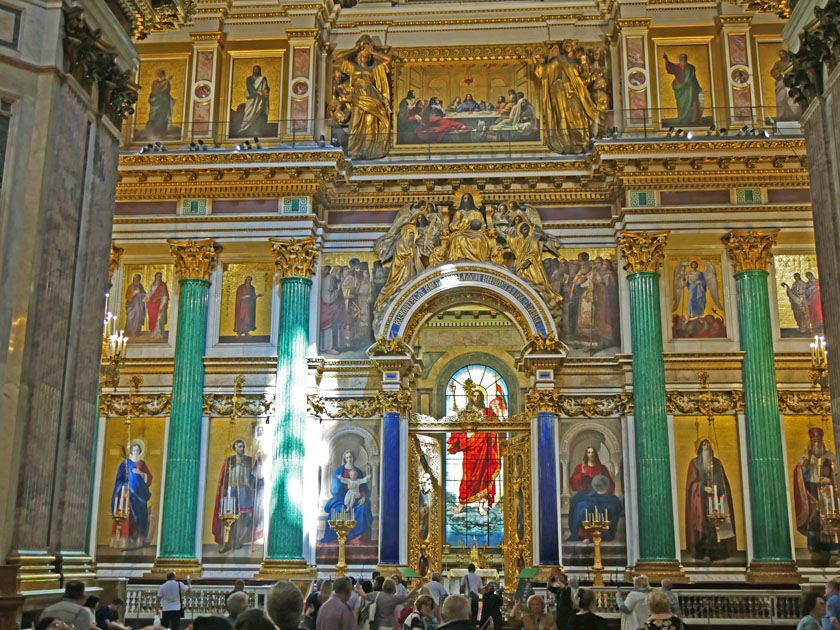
[212,440,257,553]
[567,446,623,541]
[416,97,471,143]
[447,388,502,516]
[234,276,263,336]
[685,439,736,560]
[805,271,824,333]
[145,272,169,339]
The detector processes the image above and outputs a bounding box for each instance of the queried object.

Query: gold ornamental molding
[286,28,320,39]
[368,336,410,357]
[168,238,221,280]
[616,18,652,28]
[722,229,778,273]
[411,411,532,432]
[390,44,539,63]
[203,393,274,417]
[778,390,832,416]
[618,231,669,274]
[716,14,755,26]
[270,237,319,279]
[529,392,634,417]
[100,392,170,417]
[377,390,413,414]
[118,151,346,168]
[308,395,382,419]
[189,31,225,44]
[666,390,744,415]
[109,241,124,279]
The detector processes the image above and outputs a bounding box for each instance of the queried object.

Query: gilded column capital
[525,390,557,414]
[376,390,412,415]
[270,237,319,279]
[168,238,221,280]
[109,241,124,279]
[722,229,779,273]
[618,231,669,274]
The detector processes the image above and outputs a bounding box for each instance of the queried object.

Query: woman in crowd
[508,594,557,630]
[570,589,607,630]
[402,594,436,629]
[357,577,421,630]
[304,581,332,627]
[642,592,682,630]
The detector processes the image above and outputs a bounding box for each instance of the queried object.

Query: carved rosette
[168,238,221,281]
[270,237,319,279]
[722,229,778,273]
[618,231,669,274]
[109,242,124,279]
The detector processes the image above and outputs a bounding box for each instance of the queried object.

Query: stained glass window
[444,365,508,548]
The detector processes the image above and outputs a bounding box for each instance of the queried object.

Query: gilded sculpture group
[372,189,563,312]
[330,36,609,159]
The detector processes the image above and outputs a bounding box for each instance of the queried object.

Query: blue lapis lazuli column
[537,410,560,565]
[379,410,401,564]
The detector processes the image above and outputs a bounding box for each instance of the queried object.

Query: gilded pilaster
[151,239,220,577]
[723,230,800,583]
[108,242,124,283]
[258,237,319,579]
[618,231,684,581]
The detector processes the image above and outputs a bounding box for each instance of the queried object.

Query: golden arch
[375,262,558,345]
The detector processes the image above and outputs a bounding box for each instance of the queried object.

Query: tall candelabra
[810,336,840,539]
[328,506,357,577]
[100,292,128,390]
[112,375,142,540]
[218,375,246,546]
[582,509,610,587]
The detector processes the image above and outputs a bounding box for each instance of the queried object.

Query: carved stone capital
[109,242,124,279]
[270,237,319,279]
[784,0,840,107]
[376,390,412,414]
[525,390,557,414]
[722,229,778,273]
[168,238,221,280]
[618,231,669,274]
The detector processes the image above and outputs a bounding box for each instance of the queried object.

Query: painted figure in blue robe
[684,261,707,318]
[567,446,623,541]
[321,450,374,543]
[111,442,153,550]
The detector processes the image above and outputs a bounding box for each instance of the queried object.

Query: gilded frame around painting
[773,253,824,338]
[217,262,274,344]
[664,253,729,340]
[129,54,191,144]
[653,39,716,129]
[408,434,443,579]
[118,262,175,344]
[225,51,285,140]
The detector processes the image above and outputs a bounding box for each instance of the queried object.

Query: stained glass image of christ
[444,365,508,548]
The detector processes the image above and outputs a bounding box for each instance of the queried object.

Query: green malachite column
[152,239,220,576]
[258,237,319,579]
[723,230,800,584]
[618,231,684,582]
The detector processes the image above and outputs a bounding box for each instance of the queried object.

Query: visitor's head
[468,563,477,573]
[804,592,827,618]
[227,592,250,617]
[431,572,442,583]
[441,595,471,622]
[318,580,332,603]
[661,579,673,592]
[35,619,70,630]
[234,580,246,592]
[382,579,397,594]
[193,616,233,630]
[634,575,650,590]
[166,571,177,581]
[266,581,305,630]
[233,440,246,455]
[527,594,545,617]
[84,596,100,610]
[415,594,435,617]
[64,580,86,603]
[579,589,597,612]
[646,591,672,615]
[333,577,353,601]
[826,578,840,596]
[233,608,274,630]
[583,446,600,466]
[109,598,125,612]
[361,580,373,593]
[374,575,385,590]
[391,573,403,584]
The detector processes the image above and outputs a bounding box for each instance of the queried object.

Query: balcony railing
[122,105,801,158]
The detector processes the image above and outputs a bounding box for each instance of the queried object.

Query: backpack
[358,592,379,630]
[397,606,415,627]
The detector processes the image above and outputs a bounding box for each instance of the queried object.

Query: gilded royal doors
[502,433,533,592]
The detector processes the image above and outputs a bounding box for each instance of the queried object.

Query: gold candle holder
[328,512,357,577]
[582,509,610,587]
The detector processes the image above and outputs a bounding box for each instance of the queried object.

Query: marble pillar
[379,408,402,566]
[618,231,684,582]
[723,230,800,583]
[152,239,220,577]
[258,237,319,579]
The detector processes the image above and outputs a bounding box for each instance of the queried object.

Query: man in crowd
[156,572,191,630]
[799,592,825,630]
[95,598,129,630]
[426,572,448,608]
[40,581,92,630]
[438,595,473,630]
[316,576,357,630]
[266,581,308,630]
[824,578,840,630]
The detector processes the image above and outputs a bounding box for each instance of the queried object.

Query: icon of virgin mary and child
[321,450,374,544]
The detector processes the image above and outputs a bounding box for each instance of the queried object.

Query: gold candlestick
[707,509,727,542]
[328,515,357,577]
[219,511,239,544]
[582,510,610,587]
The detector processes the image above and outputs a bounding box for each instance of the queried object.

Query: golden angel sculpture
[372,191,563,316]
[529,40,609,154]
[331,36,392,160]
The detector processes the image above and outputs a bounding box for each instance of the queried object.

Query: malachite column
[723,230,800,584]
[258,237,319,579]
[152,239,219,577]
[618,231,683,582]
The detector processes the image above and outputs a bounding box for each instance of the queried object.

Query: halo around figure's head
[694,437,712,453]
[453,185,484,210]
[400,224,418,242]
[129,438,147,457]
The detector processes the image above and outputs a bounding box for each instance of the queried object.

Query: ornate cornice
[411,411,531,432]
[286,28,320,39]
[109,241,124,278]
[717,14,755,26]
[722,229,778,273]
[118,151,346,168]
[743,0,790,19]
[270,237,319,279]
[190,31,225,44]
[308,395,381,419]
[666,390,744,414]
[202,393,273,416]
[778,390,832,415]
[524,391,633,417]
[785,0,840,106]
[616,18,651,29]
[168,238,221,280]
[100,392,170,416]
[618,231,669,274]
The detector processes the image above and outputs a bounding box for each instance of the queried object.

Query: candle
[605,509,608,523]
[708,496,713,513]
[831,485,836,511]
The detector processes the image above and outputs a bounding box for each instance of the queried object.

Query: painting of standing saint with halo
[667,255,728,339]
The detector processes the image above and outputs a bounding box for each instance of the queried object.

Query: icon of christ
[447,381,505,516]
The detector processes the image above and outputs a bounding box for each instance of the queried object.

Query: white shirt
[461,573,482,596]
[157,580,188,612]
[426,580,447,603]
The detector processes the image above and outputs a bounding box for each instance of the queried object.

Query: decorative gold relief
[778,390,832,416]
[411,411,531,433]
[100,393,170,417]
[666,390,744,414]
[307,396,382,419]
[202,393,273,417]
[377,390,413,414]
[524,332,563,352]
[722,229,779,273]
[525,390,557,414]
[109,242,124,279]
[408,435,443,579]
[502,433,533,592]
[270,237,319,279]
[618,231,669,274]
[168,239,220,280]
[524,392,633,417]
[368,336,409,356]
